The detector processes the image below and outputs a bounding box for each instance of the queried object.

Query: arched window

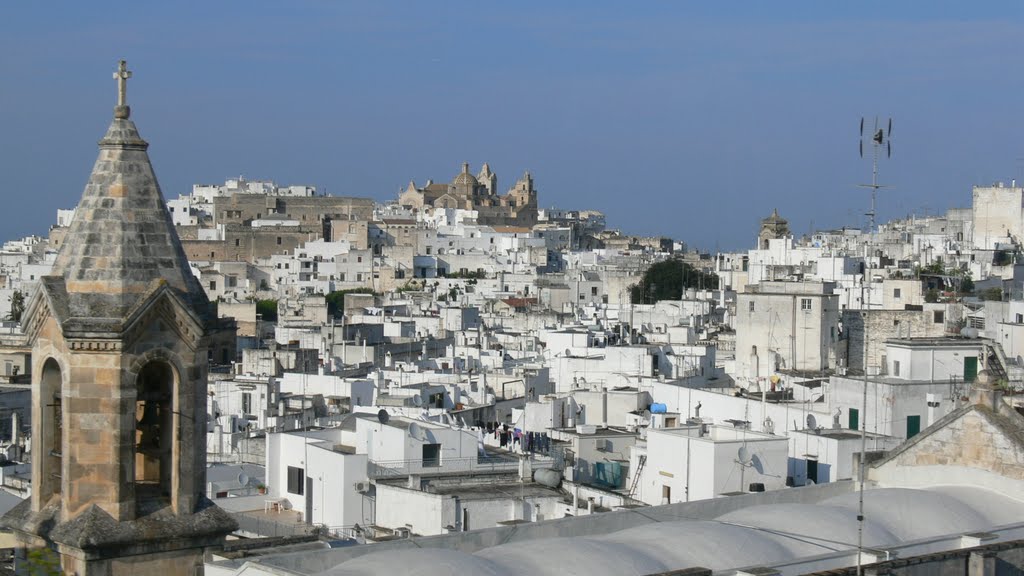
[40,358,63,501]
[135,361,174,504]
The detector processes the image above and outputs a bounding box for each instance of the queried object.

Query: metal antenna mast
[859,116,892,229]
[855,116,892,576]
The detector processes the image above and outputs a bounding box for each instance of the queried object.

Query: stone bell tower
[2,61,236,575]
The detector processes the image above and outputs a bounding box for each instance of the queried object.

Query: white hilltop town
[0,62,1021,576]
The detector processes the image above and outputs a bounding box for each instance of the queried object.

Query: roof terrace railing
[368,454,521,480]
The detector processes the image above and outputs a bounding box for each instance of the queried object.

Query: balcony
[367,454,520,480]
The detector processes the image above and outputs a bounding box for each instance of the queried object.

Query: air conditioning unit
[353,481,370,493]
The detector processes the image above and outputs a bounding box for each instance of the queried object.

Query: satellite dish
[409,422,424,441]
[806,414,817,430]
[737,446,751,465]
[751,454,764,475]
[237,472,250,487]
[377,409,390,425]
[412,395,423,407]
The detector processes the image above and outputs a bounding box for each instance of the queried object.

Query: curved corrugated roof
[317,486,1024,576]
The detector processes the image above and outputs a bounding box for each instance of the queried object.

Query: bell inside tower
[135,361,173,503]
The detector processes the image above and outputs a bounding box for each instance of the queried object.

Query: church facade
[398,162,539,228]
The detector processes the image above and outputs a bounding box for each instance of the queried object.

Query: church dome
[452,162,478,186]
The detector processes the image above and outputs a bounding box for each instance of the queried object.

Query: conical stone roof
[48,72,210,329]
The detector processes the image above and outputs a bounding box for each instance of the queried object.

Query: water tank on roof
[534,468,562,488]
[649,403,668,414]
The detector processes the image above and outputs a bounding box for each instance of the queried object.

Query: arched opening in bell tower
[135,361,174,504]
[39,358,63,502]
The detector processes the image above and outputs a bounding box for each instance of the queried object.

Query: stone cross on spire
[113,60,132,119]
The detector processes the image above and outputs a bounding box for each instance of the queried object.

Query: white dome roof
[606,520,799,571]
[318,548,504,576]
[716,502,898,550]
[476,537,667,576]
[823,488,993,540]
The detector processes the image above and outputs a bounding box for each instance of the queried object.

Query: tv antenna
[858,116,893,231]
[855,114,893,576]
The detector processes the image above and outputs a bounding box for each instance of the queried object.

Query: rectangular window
[893,288,901,299]
[906,415,921,438]
[748,301,755,312]
[933,310,944,324]
[848,407,859,431]
[800,298,812,311]
[241,392,252,414]
[235,238,241,247]
[422,444,441,467]
[1017,313,1023,324]
[893,360,900,377]
[277,237,283,245]
[209,281,216,290]
[964,356,978,382]
[591,287,598,296]
[287,466,304,495]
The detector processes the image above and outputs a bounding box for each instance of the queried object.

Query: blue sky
[2,2,1023,250]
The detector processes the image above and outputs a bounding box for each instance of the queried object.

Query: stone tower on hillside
[2,61,236,575]
[758,208,791,249]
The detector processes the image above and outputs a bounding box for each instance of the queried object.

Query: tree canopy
[6,290,25,323]
[255,299,278,322]
[325,288,375,317]
[629,259,719,304]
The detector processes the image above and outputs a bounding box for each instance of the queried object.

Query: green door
[906,415,921,438]
[849,407,859,431]
[964,357,978,383]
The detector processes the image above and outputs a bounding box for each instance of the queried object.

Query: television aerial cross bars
[858,116,893,230]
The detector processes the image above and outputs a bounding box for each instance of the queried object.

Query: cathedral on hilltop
[398,162,538,228]
[1,61,236,574]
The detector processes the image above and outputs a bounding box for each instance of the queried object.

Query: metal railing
[231,511,318,538]
[368,454,520,479]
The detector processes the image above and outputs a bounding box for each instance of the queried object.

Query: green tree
[958,270,975,295]
[7,290,25,323]
[924,288,940,303]
[325,288,375,317]
[25,547,62,575]
[629,259,719,304]
[979,287,1003,301]
[255,299,278,322]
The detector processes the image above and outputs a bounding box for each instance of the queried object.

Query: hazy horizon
[3,2,1023,251]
